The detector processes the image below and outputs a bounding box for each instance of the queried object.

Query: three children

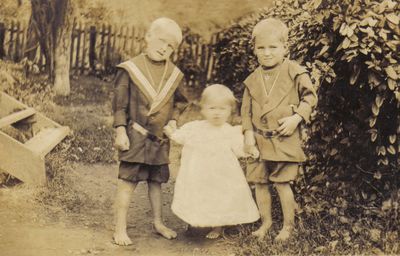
[112,17,317,244]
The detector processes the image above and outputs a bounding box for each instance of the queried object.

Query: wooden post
[13,21,20,61]
[81,24,87,74]
[105,24,112,72]
[89,25,96,72]
[129,26,135,57]
[0,23,6,59]
[200,44,206,85]
[99,24,106,67]
[8,21,15,60]
[20,25,26,62]
[74,23,82,75]
[70,21,76,70]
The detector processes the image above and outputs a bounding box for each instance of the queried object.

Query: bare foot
[274,226,293,242]
[154,222,177,239]
[252,222,272,240]
[206,227,222,239]
[113,231,133,246]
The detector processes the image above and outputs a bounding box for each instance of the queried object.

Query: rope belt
[132,122,168,143]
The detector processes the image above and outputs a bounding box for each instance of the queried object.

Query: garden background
[0,0,399,255]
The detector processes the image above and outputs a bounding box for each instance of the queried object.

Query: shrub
[212,0,399,193]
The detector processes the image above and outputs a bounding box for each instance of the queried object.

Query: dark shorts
[246,160,300,184]
[118,161,170,183]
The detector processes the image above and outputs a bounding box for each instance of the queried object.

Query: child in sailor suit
[112,17,184,245]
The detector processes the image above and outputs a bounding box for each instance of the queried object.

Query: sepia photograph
[0,0,399,255]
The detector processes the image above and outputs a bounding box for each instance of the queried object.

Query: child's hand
[277,114,303,136]
[163,120,177,138]
[244,130,256,147]
[167,120,178,130]
[115,126,130,151]
[248,145,260,159]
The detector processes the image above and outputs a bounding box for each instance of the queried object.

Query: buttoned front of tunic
[241,59,318,162]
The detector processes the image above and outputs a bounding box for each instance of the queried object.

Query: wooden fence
[0,21,222,85]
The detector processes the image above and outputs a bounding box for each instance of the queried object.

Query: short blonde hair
[252,18,289,43]
[200,84,236,108]
[146,17,183,49]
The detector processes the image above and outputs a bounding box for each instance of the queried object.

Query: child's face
[201,98,232,126]
[254,33,286,68]
[145,29,176,61]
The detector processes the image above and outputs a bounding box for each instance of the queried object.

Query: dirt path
[0,162,235,256]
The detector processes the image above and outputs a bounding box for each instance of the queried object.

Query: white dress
[171,120,260,227]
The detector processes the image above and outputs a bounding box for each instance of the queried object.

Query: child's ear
[144,32,152,44]
[284,42,289,56]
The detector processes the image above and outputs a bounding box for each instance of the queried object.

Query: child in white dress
[164,84,260,239]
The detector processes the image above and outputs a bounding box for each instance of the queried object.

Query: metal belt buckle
[263,130,278,138]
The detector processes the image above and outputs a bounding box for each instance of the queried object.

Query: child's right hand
[115,126,130,151]
[248,146,260,159]
[163,123,176,138]
[244,130,257,154]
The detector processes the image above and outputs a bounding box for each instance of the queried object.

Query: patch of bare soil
[0,160,236,256]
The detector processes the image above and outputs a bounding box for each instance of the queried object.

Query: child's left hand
[277,114,303,136]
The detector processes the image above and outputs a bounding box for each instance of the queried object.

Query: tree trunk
[29,0,74,95]
[53,0,74,95]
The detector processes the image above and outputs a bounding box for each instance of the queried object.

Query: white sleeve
[170,121,196,145]
[230,125,247,158]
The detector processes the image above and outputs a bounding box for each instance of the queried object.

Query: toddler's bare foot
[154,222,177,239]
[113,231,132,246]
[206,227,222,239]
[252,222,272,240]
[274,226,293,242]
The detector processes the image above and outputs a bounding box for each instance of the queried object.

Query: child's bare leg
[114,179,137,245]
[148,182,177,239]
[274,183,295,241]
[206,227,223,239]
[252,183,272,239]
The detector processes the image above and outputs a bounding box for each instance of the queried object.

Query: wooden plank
[70,21,77,69]
[122,25,128,52]
[98,24,106,64]
[105,24,112,70]
[24,126,69,157]
[129,26,135,57]
[8,21,15,59]
[14,21,21,61]
[20,25,26,61]
[110,24,117,67]
[0,22,5,59]
[0,92,63,133]
[0,91,30,117]
[0,108,35,129]
[89,26,96,71]
[81,24,87,74]
[74,23,82,74]
[0,131,46,185]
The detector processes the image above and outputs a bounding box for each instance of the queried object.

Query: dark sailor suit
[113,54,184,183]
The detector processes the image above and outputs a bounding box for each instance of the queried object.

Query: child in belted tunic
[112,17,184,245]
[241,18,318,241]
